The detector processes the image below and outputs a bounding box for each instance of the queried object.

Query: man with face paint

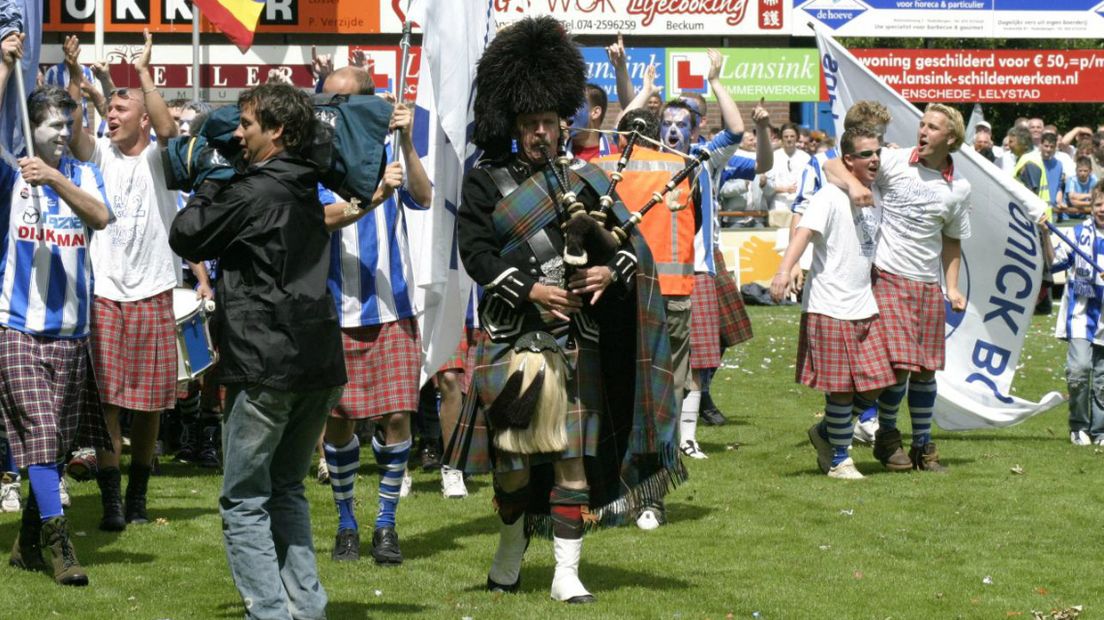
[66,31,183,532]
[565,83,615,162]
[453,17,682,603]
[657,51,753,450]
[0,35,113,586]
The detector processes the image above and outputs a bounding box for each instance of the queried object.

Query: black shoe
[566,594,597,604]
[699,407,727,426]
[96,467,126,532]
[197,424,221,469]
[332,528,360,562]
[370,526,403,565]
[125,464,152,524]
[486,575,520,593]
[420,442,442,472]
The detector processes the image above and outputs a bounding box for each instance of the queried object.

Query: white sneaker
[1071,430,1092,446]
[636,509,660,531]
[0,479,20,513]
[680,439,708,460]
[59,476,71,508]
[399,469,413,498]
[440,466,468,499]
[852,417,879,445]
[827,457,864,480]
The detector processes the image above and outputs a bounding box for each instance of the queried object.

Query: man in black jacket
[169,83,346,620]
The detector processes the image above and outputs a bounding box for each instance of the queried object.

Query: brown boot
[909,442,948,473]
[10,492,45,571]
[40,516,88,586]
[872,427,912,472]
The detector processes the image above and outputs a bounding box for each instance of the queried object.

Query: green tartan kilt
[464,330,603,474]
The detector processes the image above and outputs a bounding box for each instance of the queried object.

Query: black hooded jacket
[170,153,347,392]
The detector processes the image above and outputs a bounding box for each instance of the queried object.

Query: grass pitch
[1,306,1097,619]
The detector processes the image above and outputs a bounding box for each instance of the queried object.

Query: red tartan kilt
[871,268,946,372]
[90,290,178,412]
[438,327,480,394]
[796,312,897,393]
[333,318,422,420]
[713,249,753,348]
[690,274,722,369]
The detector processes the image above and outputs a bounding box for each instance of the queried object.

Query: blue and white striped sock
[372,436,411,529]
[877,378,908,430]
[908,378,937,447]
[824,397,854,467]
[324,435,360,532]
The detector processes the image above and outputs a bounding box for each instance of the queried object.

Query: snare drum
[172,288,218,383]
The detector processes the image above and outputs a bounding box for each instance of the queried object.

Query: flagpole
[391,2,412,164]
[1047,222,1104,275]
[192,4,201,102]
[94,0,104,61]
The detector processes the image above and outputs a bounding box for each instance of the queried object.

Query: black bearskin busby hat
[473,16,586,158]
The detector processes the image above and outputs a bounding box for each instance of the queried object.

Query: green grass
[3,306,1099,619]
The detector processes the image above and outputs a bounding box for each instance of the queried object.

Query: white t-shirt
[766,147,811,212]
[799,184,882,320]
[872,148,972,283]
[89,137,181,301]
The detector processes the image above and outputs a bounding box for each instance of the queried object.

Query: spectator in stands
[1064,156,1097,218]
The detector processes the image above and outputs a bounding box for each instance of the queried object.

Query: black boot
[40,516,88,586]
[197,419,221,469]
[125,464,152,524]
[698,392,727,426]
[10,490,45,571]
[96,467,126,532]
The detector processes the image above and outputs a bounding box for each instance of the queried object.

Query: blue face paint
[568,103,590,139]
[661,108,692,152]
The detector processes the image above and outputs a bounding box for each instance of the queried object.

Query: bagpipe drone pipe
[161,93,393,208]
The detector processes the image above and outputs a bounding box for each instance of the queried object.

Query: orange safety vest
[594,149,696,296]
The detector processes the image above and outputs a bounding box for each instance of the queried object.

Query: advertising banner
[666,47,820,102]
[851,49,1104,103]
[581,47,666,102]
[43,0,381,34]
[795,0,1104,38]
[382,0,791,36]
[347,46,423,101]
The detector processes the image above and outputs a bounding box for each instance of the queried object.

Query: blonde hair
[924,103,966,153]
[844,100,891,131]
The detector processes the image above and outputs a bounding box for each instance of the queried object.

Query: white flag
[406,0,495,383]
[814,28,1063,430]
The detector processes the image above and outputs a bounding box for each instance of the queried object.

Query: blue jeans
[1066,339,1104,440]
[220,384,342,620]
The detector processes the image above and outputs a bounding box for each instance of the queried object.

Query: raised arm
[751,100,772,174]
[618,62,659,124]
[607,34,634,107]
[62,35,95,161]
[0,32,21,117]
[134,29,177,145]
[706,49,743,136]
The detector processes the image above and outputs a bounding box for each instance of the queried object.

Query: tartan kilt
[690,274,722,369]
[713,249,753,348]
[451,330,602,475]
[333,318,422,420]
[90,290,177,412]
[796,312,897,393]
[0,329,111,468]
[872,268,946,372]
[438,327,481,394]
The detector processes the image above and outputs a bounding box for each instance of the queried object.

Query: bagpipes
[540,126,712,263]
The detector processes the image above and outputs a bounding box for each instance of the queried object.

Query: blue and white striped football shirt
[792,148,839,215]
[0,155,110,338]
[1053,222,1104,344]
[324,144,428,328]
